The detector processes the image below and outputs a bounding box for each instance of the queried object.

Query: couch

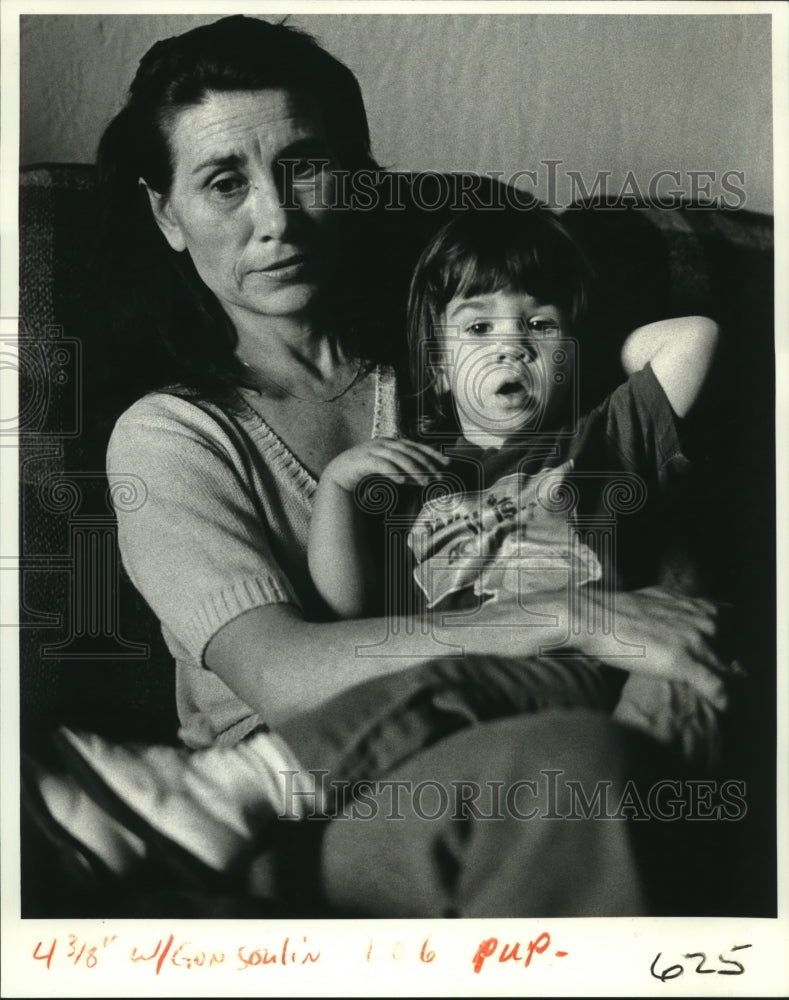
[17,164,777,916]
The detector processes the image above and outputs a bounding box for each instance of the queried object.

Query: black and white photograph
[2,2,787,996]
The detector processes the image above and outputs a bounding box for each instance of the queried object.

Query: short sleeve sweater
[106,366,399,749]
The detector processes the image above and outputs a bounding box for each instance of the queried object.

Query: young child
[309,205,719,624]
[307,204,735,770]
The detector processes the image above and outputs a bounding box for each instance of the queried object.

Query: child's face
[438,289,573,446]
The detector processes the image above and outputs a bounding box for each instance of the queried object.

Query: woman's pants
[274,653,696,917]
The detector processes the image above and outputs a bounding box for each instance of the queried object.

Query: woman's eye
[527,318,560,337]
[209,175,247,197]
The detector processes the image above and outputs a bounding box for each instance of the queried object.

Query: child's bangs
[439,226,562,309]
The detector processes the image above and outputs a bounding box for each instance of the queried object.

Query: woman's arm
[620,316,719,418]
[109,396,730,732]
[205,586,729,729]
[309,438,448,618]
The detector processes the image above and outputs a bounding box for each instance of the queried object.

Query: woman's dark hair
[405,201,594,438]
[94,15,380,411]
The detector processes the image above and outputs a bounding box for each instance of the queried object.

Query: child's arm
[309,439,449,619]
[620,316,719,418]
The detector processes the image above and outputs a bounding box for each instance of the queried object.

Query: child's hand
[321,438,450,493]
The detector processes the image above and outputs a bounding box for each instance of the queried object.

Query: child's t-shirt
[407,363,690,611]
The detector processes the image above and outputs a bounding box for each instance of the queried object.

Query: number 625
[650,944,751,981]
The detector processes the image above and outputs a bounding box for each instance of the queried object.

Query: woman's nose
[249,177,289,241]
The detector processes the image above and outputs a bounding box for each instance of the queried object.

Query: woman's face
[147,89,339,326]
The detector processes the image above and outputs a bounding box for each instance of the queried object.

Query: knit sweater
[106,366,399,748]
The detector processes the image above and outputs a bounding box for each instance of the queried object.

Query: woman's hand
[438,584,735,708]
[581,586,735,707]
[320,438,450,493]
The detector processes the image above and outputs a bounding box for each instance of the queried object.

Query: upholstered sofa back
[19,166,178,743]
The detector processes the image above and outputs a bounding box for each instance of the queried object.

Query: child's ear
[139,179,187,252]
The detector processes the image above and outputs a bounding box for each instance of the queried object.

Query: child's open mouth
[492,378,533,411]
[486,364,536,411]
[497,380,524,396]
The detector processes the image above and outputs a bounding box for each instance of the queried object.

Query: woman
[34,15,731,917]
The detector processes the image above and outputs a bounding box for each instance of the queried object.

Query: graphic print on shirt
[407,460,602,609]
